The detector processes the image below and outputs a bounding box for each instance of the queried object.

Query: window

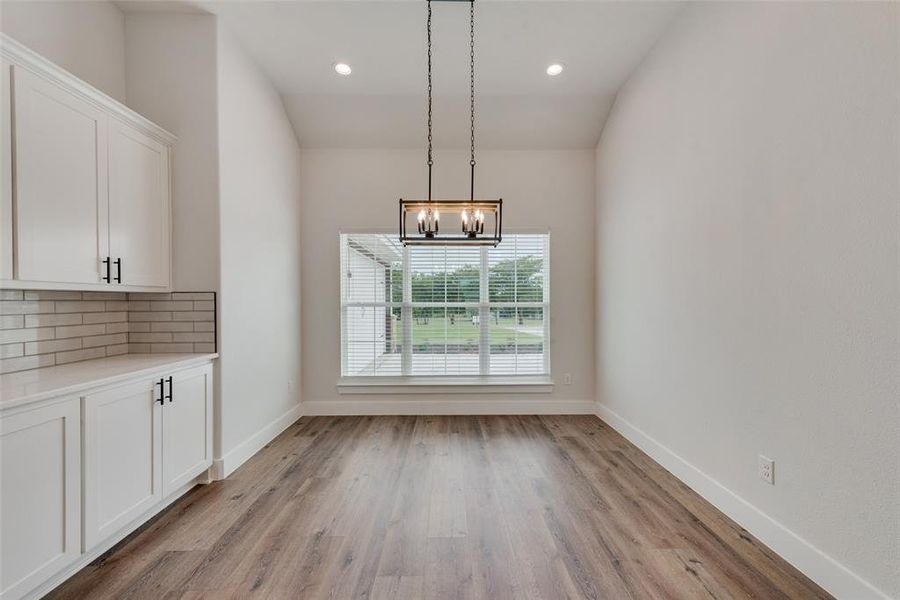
[340,233,550,378]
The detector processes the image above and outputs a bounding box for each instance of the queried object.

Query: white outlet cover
[758,455,775,485]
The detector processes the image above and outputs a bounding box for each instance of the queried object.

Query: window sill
[337,376,554,395]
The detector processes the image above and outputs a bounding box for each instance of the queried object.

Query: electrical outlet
[564,373,572,385]
[758,455,775,485]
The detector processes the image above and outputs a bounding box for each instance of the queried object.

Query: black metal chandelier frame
[399,0,503,247]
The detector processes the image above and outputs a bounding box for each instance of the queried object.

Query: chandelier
[399,0,503,247]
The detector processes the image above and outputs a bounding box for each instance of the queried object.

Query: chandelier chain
[426,0,433,170]
[469,0,476,169]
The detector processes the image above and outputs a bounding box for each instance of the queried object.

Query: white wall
[217,27,302,459]
[0,0,125,101]
[594,2,899,598]
[124,14,220,292]
[300,149,595,411]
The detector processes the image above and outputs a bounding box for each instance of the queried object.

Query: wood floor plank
[46,415,833,600]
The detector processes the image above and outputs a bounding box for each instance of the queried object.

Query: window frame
[338,230,552,388]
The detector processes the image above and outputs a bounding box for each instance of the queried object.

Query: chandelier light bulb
[546,63,564,76]
[334,63,352,76]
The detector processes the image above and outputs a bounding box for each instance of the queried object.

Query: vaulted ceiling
[121,1,683,149]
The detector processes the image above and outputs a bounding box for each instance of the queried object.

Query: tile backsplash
[0,290,217,374]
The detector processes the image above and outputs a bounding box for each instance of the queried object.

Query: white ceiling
[120,1,683,149]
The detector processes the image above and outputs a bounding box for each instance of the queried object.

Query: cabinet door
[0,399,81,600]
[163,364,213,496]
[83,377,162,550]
[1,59,12,280]
[108,118,170,288]
[12,66,109,285]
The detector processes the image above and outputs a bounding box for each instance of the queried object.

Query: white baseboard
[595,402,891,600]
[303,398,595,416]
[213,403,303,479]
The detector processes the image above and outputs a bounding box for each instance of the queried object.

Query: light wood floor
[48,416,832,599]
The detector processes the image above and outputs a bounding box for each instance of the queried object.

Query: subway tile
[0,328,54,344]
[105,322,129,334]
[55,300,105,313]
[129,332,173,343]
[55,324,106,339]
[173,311,214,322]
[106,344,129,356]
[1,353,55,374]
[24,290,82,300]
[1,315,24,329]
[25,313,82,328]
[128,311,172,322]
[171,292,215,301]
[0,289,218,372]
[0,300,54,315]
[130,292,172,301]
[83,312,127,324]
[173,332,215,343]
[1,343,24,359]
[150,343,193,353]
[151,322,193,333]
[82,333,127,348]
[82,291,127,301]
[55,347,106,365]
[149,301,192,311]
[25,338,82,355]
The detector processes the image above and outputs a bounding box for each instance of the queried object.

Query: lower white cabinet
[0,398,81,600]
[83,377,163,550]
[83,363,213,550]
[163,365,213,495]
[0,358,214,600]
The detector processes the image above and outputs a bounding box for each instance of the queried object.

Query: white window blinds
[340,233,550,378]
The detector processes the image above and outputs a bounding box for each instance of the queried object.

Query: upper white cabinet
[0,398,81,600]
[1,59,12,280]
[0,34,175,292]
[12,66,109,286]
[108,119,171,288]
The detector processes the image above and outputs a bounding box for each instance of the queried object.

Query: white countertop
[1,353,218,410]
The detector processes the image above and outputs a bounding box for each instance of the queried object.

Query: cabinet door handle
[165,376,173,403]
[114,258,122,284]
[156,378,165,405]
[102,257,111,283]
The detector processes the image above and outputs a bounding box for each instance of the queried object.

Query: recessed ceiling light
[334,63,352,76]
[546,63,564,76]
